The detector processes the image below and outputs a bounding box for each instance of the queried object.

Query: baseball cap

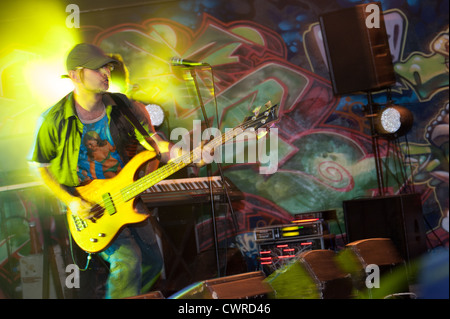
[62,43,117,77]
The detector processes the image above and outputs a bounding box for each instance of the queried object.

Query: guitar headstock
[243,101,279,130]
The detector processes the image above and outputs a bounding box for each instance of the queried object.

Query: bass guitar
[68,103,279,252]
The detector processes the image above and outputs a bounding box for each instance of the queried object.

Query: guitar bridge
[72,215,88,232]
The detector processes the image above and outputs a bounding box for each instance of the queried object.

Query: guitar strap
[108,93,161,159]
[109,93,151,138]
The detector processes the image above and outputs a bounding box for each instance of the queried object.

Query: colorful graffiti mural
[0,0,448,297]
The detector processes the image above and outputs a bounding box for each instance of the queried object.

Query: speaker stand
[365,91,386,196]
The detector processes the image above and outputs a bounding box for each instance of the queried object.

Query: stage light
[145,104,165,127]
[2,2,80,108]
[375,105,414,139]
[25,59,75,106]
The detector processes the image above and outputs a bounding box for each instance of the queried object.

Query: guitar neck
[120,123,246,201]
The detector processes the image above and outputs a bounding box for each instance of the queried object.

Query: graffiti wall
[0,0,448,296]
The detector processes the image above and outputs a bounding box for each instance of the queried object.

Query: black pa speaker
[319,2,396,95]
[343,194,428,265]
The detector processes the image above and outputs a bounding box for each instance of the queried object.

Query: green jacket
[28,92,153,187]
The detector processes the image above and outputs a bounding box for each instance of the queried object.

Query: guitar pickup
[102,192,117,215]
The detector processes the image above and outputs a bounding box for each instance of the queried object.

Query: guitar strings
[85,117,261,217]
[82,115,268,218]
[126,120,246,196]
[86,131,230,217]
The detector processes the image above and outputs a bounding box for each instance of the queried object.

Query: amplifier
[254,221,323,243]
[293,209,337,222]
[254,222,325,274]
[257,237,325,274]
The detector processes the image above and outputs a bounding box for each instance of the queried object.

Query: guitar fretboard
[120,124,247,201]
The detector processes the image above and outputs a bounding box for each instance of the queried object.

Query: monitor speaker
[170,271,271,299]
[319,2,396,95]
[266,250,353,299]
[337,238,411,298]
[125,290,165,299]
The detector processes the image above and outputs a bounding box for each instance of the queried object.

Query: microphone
[170,57,210,67]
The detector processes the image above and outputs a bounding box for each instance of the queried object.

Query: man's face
[72,64,114,94]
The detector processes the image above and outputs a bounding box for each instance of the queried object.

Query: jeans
[99,218,163,299]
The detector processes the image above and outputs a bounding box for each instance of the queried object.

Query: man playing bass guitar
[29,43,177,299]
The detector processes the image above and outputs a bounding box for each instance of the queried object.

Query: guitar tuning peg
[252,105,262,116]
[264,101,272,108]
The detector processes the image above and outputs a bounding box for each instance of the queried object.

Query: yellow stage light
[1,1,80,108]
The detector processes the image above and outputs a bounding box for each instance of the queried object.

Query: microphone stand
[188,66,238,278]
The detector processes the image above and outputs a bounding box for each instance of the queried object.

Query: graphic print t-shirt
[77,113,124,183]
